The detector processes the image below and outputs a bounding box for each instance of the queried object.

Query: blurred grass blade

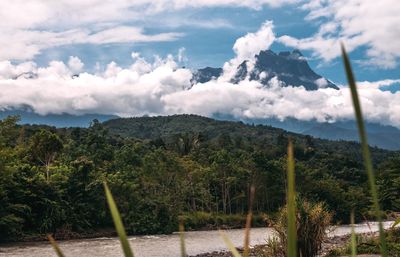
[362,214,372,232]
[243,185,255,257]
[341,44,387,257]
[350,210,357,257]
[47,235,66,257]
[179,221,187,257]
[392,217,400,228]
[219,230,242,257]
[103,181,134,257]
[287,139,297,257]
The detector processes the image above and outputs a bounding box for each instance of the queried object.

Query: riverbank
[2,213,269,243]
[10,228,117,243]
[189,231,386,257]
[5,211,399,243]
[0,223,394,257]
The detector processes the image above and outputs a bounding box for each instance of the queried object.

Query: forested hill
[1,114,399,242]
[103,114,391,162]
[104,114,283,141]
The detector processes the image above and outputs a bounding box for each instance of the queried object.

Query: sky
[0,0,400,127]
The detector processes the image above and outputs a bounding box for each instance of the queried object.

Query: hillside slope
[103,114,392,162]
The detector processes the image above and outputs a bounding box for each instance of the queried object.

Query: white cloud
[1,54,400,128]
[0,56,192,116]
[0,26,183,61]
[68,56,84,74]
[221,21,275,81]
[0,61,37,79]
[356,79,400,89]
[0,0,297,61]
[315,78,328,88]
[0,1,298,32]
[156,17,234,29]
[232,21,275,64]
[177,47,188,64]
[278,0,400,68]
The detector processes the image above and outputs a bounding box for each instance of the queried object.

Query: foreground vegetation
[326,227,400,257]
[259,199,332,257]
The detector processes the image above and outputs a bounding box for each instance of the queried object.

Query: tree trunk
[46,165,50,181]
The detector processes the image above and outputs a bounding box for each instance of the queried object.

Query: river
[0,221,393,257]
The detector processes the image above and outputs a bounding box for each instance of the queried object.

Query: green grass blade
[287,139,297,257]
[179,221,187,257]
[392,217,400,228]
[47,235,66,257]
[219,230,242,257]
[103,181,134,257]
[350,210,357,257]
[341,44,387,257]
[243,185,255,257]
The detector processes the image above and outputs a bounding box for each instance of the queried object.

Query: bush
[180,211,268,230]
[262,198,332,257]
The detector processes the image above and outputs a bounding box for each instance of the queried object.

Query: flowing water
[0,221,393,257]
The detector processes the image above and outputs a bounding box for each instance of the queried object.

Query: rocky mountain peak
[192,49,338,90]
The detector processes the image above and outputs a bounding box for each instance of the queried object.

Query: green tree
[29,130,63,181]
[377,157,400,211]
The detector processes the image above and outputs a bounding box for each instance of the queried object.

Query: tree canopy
[0,114,399,242]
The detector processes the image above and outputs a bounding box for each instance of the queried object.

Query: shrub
[262,198,332,257]
[180,211,268,230]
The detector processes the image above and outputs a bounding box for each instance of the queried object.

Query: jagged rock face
[192,49,338,90]
[191,67,222,84]
[13,71,38,80]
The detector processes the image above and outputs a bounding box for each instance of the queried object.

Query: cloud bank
[1,55,400,128]
[0,20,399,128]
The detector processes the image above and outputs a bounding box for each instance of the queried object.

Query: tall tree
[29,130,63,181]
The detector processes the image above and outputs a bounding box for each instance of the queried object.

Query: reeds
[48,235,66,257]
[350,210,357,257]
[243,185,255,257]
[341,44,387,257]
[219,230,242,257]
[103,181,135,257]
[286,139,296,257]
[179,221,187,257]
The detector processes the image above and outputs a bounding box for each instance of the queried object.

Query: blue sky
[5,1,398,85]
[1,0,400,127]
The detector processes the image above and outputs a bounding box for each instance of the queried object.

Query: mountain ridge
[192,49,338,90]
[2,109,400,150]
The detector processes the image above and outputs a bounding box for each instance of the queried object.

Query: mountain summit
[192,49,338,90]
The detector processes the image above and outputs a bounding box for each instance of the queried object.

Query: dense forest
[1,114,399,242]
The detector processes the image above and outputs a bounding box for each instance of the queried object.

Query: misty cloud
[1,54,400,128]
